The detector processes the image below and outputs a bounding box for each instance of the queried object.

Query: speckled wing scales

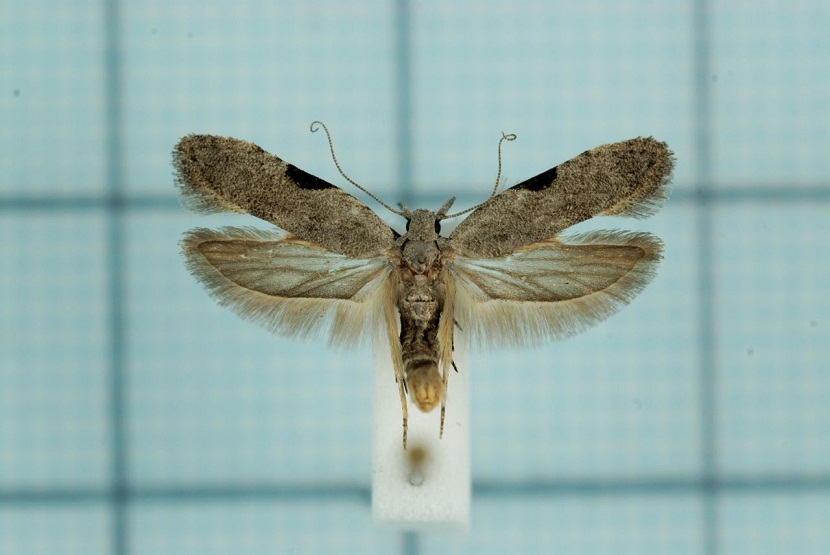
[174,134,396,257]
[449,137,673,258]
[181,227,392,347]
[450,231,663,347]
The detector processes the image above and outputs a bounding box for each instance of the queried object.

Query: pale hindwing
[181,227,393,347]
[450,231,662,347]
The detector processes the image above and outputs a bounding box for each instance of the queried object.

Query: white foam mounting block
[371,338,471,530]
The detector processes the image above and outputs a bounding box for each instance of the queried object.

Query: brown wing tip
[606,136,675,219]
[172,134,248,215]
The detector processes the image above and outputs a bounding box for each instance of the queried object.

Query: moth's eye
[434,220,441,234]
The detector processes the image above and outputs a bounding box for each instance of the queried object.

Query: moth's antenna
[489,132,518,199]
[436,197,456,218]
[310,121,403,216]
[444,131,516,219]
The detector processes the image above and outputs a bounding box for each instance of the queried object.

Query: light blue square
[0,213,110,489]
[130,500,398,555]
[0,2,107,196]
[121,1,397,199]
[0,504,111,555]
[720,492,830,555]
[712,1,830,185]
[426,494,704,555]
[715,203,830,475]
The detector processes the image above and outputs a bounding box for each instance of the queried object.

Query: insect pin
[175,122,673,448]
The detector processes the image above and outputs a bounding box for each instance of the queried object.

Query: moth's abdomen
[405,358,444,412]
[399,282,445,413]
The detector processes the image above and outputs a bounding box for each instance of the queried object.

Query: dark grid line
[402,531,420,555]
[3,475,830,506]
[1,186,829,214]
[693,0,718,554]
[104,1,128,554]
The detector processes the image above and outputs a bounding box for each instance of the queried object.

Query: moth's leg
[440,333,460,438]
[437,271,456,440]
[382,276,408,449]
[397,373,408,449]
[440,363,448,439]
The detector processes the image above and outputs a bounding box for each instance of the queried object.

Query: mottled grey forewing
[174,134,395,257]
[449,137,673,258]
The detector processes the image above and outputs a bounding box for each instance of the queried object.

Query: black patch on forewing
[285,164,336,190]
[510,165,558,192]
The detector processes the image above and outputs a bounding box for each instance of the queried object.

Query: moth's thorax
[401,241,440,275]
[399,209,448,275]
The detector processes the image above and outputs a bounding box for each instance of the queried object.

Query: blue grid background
[1,1,829,554]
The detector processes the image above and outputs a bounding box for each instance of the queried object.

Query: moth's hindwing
[450,231,663,348]
[181,226,392,347]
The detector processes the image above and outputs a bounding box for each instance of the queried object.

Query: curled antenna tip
[309,120,325,133]
[445,129,517,219]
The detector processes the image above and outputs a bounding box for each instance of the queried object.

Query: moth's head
[400,197,455,241]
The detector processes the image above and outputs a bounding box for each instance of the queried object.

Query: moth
[174,122,673,448]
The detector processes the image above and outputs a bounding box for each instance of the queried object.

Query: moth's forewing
[181,227,393,347]
[174,135,396,257]
[448,137,673,258]
[449,231,662,347]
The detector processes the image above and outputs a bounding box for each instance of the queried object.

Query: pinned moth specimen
[175,122,673,448]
